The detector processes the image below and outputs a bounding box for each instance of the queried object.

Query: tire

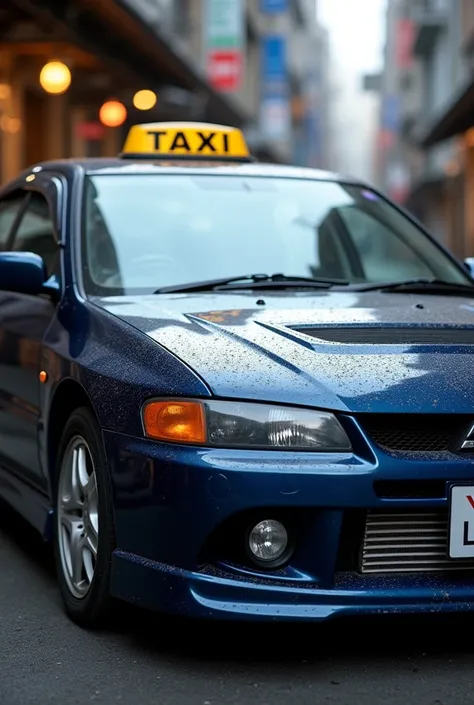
[53,406,116,628]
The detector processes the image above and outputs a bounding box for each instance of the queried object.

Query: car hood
[93,290,474,414]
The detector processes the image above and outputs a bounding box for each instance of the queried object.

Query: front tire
[54,406,116,628]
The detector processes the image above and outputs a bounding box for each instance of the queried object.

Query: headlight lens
[142,399,351,451]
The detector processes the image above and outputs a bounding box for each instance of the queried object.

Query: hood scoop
[292,326,474,345]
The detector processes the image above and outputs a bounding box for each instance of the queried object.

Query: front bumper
[103,417,474,621]
[111,552,474,620]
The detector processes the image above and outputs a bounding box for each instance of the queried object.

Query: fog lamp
[248,520,289,564]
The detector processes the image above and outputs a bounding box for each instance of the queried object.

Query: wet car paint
[2,159,474,621]
[93,290,474,414]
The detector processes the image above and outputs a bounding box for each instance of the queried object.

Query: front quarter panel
[41,291,212,439]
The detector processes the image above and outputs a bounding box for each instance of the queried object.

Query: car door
[0,184,61,492]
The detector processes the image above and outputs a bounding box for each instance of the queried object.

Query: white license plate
[449,485,474,558]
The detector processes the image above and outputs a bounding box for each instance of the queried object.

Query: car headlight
[142,399,352,451]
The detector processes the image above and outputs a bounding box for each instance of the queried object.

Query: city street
[2,2,474,704]
[1,502,474,705]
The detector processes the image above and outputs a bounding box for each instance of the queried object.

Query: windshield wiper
[154,273,348,294]
[351,278,474,296]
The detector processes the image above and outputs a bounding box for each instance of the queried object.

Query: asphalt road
[1,502,474,705]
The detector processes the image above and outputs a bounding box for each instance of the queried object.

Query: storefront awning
[420,77,474,147]
[4,0,248,127]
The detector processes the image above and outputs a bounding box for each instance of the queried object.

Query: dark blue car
[2,121,474,628]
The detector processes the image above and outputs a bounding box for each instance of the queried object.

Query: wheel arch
[46,378,99,486]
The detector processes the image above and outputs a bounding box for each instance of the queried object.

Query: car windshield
[81,174,470,295]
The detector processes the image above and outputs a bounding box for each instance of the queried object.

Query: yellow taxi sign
[120,121,252,161]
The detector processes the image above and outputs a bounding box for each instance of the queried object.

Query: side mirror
[0,251,47,295]
[464,258,474,277]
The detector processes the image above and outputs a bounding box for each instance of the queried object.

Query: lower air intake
[360,509,474,574]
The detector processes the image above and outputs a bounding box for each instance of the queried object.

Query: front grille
[359,414,471,454]
[374,480,446,499]
[360,509,474,574]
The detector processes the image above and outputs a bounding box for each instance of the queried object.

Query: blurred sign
[204,0,244,92]
[261,98,290,139]
[260,0,287,12]
[382,95,399,133]
[396,19,414,69]
[260,35,290,140]
[207,50,242,91]
[261,35,286,85]
[75,121,105,140]
[378,128,395,150]
[387,161,410,203]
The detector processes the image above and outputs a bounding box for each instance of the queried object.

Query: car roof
[10,158,369,188]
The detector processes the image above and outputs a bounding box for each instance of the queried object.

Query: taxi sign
[120,121,252,162]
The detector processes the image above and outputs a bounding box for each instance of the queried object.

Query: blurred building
[368,0,474,257]
[255,0,332,168]
[0,0,332,182]
[331,61,380,183]
[0,0,247,184]
[141,0,331,166]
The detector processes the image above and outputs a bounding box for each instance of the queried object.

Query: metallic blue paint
[94,291,474,414]
[2,159,474,622]
[0,251,47,295]
[110,555,474,620]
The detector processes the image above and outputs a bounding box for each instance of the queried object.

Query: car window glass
[0,195,26,251]
[338,206,433,281]
[82,175,469,296]
[12,192,57,276]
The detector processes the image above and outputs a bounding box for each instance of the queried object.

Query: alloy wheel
[57,436,99,599]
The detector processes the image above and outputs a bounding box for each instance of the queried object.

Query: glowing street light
[99,100,127,127]
[132,89,157,110]
[39,61,71,95]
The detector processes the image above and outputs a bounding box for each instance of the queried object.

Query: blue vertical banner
[260,35,290,140]
[382,95,399,132]
[260,0,287,13]
[261,35,286,87]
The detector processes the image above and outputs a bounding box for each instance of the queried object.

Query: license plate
[449,485,474,558]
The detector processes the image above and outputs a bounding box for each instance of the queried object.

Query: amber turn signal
[142,400,206,444]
